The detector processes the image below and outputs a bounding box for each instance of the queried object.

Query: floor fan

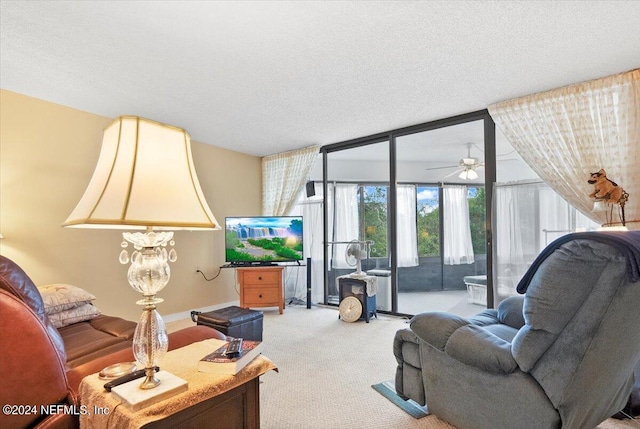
[345,240,368,278]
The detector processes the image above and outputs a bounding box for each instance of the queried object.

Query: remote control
[225,338,243,358]
[103,367,160,392]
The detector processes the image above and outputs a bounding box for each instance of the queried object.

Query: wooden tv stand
[237,266,284,314]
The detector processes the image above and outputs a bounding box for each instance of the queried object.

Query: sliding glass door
[324,141,390,307]
[321,110,496,316]
[394,120,488,316]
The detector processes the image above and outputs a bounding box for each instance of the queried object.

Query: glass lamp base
[119,229,175,389]
[133,304,168,389]
[139,367,162,389]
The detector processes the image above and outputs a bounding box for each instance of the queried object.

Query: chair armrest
[393,328,420,366]
[444,324,518,374]
[498,295,526,329]
[410,312,470,350]
[469,309,500,326]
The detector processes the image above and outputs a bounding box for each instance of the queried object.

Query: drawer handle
[259,294,263,298]
[258,276,262,280]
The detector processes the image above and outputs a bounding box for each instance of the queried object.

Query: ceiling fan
[426,142,484,180]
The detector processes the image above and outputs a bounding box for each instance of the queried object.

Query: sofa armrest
[410,312,470,351]
[166,325,226,350]
[66,347,134,406]
[444,324,518,374]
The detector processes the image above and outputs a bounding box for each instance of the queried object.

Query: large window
[416,186,485,257]
[334,182,486,266]
[362,185,388,257]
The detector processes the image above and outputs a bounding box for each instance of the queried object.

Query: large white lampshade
[63,116,219,230]
[63,116,220,389]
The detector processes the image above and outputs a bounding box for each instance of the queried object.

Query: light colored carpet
[168,305,638,429]
[259,305,453,429]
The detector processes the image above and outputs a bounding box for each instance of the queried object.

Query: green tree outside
[357,184,485,259]
[417,207,440,257]
[363,186,388,257]
[468,187,487,254]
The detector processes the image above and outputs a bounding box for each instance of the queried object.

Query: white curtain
[288,186,324,304]
[442,185,474,265]
[331,183,359,269]
[488,69,639,229]
[493,181,544,304]
[396,185,419,267]
[262,145,320,216]
[493,180,599,305]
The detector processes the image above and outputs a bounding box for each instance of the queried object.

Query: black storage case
[191,306,264,341]
[338,277,377,323]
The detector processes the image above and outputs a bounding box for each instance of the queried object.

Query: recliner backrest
[511,239,620,373]
[511,239,640,427]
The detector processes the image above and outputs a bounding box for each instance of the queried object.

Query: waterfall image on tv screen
[225,216,303,263]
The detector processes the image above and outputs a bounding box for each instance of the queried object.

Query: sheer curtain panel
[262,145,320,216]
[493,180,599,305]
[331,184,359,269]
[289,188,325,304]
[488,69,639,229]
[396,185,419,267]
[442,185,474,265]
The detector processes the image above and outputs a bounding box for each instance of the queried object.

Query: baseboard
[163,300,240,323]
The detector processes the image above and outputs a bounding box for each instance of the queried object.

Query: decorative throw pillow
[47,302,101,328]
[38,284,96,315]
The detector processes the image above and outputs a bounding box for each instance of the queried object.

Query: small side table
[79,339,276,429]
[338,275,377,323]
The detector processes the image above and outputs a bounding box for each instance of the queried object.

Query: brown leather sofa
[0,255,225,429]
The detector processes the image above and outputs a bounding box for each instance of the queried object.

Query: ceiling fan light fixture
[459,169,479,180]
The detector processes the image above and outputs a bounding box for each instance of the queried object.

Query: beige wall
[0,90,262,321]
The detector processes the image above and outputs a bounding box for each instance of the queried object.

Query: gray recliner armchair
[394,231,640,429]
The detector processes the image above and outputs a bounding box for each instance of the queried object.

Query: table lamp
[63,116,220,389]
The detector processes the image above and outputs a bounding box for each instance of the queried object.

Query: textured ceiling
[1,1,639,157]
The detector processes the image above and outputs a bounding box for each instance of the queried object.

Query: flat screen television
[225,216,303,265]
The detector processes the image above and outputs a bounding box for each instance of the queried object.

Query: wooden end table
[79,339,276,429]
